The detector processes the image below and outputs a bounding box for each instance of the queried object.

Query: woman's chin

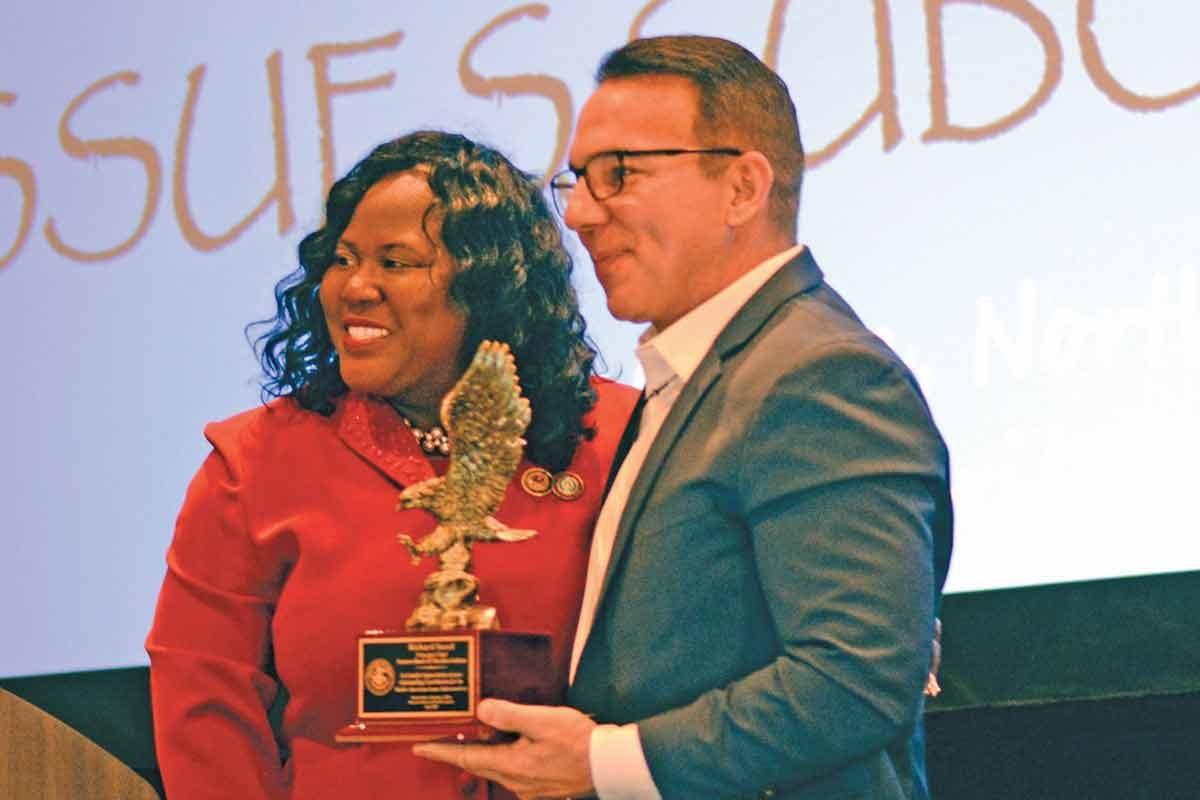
[338,369,399,398]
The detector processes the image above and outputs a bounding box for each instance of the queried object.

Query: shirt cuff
[589,723,662,800]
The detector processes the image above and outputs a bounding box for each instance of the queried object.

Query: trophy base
[335,718,504,743]
[335,628,558,744]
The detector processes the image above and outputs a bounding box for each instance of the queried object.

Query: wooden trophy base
[335,628,559,744]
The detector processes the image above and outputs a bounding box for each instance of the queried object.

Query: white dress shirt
[572,245,805,800]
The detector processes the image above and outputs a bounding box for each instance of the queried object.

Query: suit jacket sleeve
[636,337,946,798]
[146,417,289,800]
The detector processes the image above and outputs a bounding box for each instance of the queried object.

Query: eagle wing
[439,340,532,522]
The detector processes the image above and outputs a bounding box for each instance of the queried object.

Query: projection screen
[1,0,1197,676]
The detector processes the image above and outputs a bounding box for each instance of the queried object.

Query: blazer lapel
[600,391,647,501]
[587,249,827,620]
[592,355,723,607]
[713,246,824,361]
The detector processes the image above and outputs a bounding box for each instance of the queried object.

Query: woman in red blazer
[146,131,637,800]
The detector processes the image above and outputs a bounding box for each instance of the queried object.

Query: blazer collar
[712,245,824,360]
[588,248,825,617]
[333,392,437,488]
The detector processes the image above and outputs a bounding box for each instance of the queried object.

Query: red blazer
[147,378,637,799]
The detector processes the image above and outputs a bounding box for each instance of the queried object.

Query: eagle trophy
[397,340,536,630]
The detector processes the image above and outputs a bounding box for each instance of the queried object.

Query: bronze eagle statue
[396,340,537,629]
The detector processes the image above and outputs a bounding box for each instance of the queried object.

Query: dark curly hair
[251,130,598,471]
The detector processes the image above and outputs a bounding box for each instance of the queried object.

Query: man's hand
[412,698,597,799]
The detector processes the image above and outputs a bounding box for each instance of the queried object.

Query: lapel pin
[520,467,553,497]
[551,471,585,501]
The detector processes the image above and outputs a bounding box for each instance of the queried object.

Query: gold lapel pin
[551,471,585,501]
[520,467,553,497]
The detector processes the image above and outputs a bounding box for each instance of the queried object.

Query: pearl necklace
[400,415,451,456]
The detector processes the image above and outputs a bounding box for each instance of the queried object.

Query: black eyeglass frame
[549,147,743,214]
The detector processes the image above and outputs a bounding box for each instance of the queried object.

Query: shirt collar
[638,244,806,389]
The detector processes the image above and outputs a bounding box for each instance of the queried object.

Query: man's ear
[725,151,774,228]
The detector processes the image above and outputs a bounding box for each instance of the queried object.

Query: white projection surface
[1,1,1198,676]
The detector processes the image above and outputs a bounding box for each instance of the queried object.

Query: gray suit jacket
[568,249,952,800]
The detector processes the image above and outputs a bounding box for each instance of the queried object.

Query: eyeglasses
[549,148,743,215]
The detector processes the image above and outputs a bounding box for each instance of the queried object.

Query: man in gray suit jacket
[415,35,952,799]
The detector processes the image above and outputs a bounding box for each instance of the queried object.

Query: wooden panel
[0,688,158,800]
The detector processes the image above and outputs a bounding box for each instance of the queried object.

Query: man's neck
[652,230,796,330]
[650,239,801,332]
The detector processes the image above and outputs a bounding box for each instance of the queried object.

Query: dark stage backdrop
[2,2,1198,677]
[5,571,1200,798]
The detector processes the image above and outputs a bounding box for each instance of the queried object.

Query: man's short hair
[597,35,804,236]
